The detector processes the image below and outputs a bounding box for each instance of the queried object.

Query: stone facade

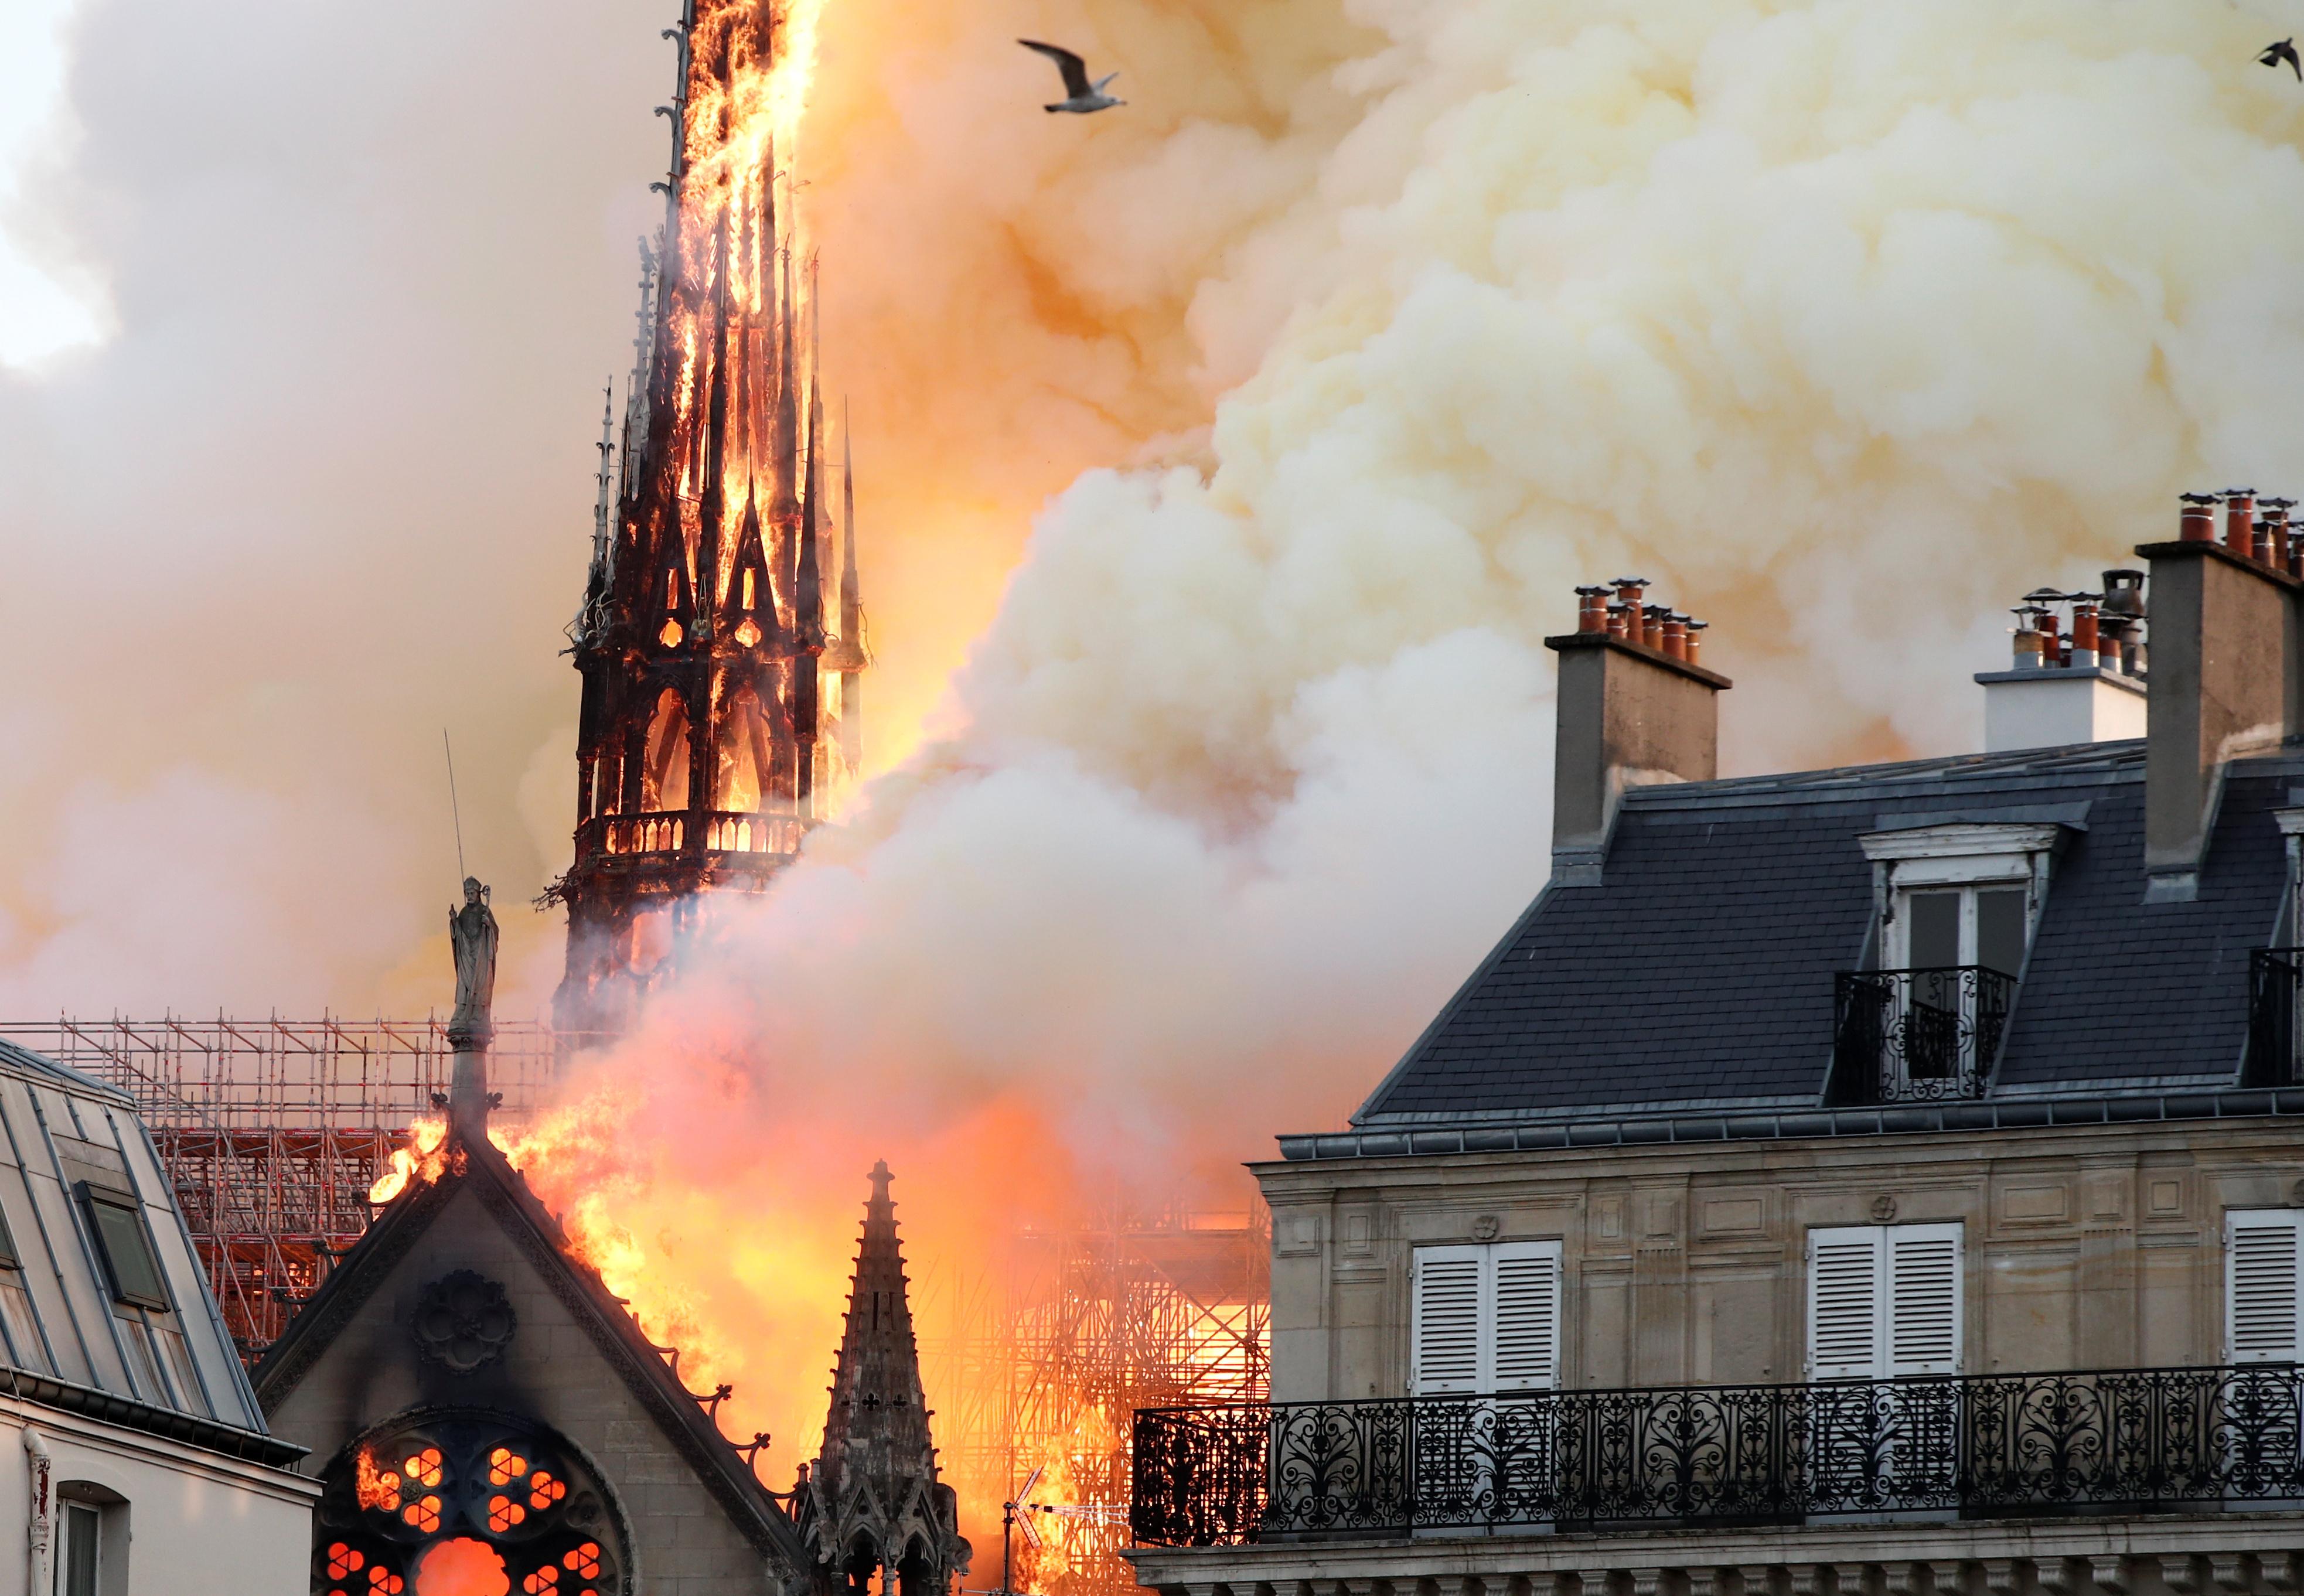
[258,1140,809,1596]
[1129,1517,2304,1596]
[1129,1102,2304,1596]
[1260,1117,2304,1403]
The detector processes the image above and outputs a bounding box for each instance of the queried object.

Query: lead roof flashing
[0,1039,139,1107]
[1867,801,2092,833]
[0,1361,306,1466]
[1294,1086,2304,1162]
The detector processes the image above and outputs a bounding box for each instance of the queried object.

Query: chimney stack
[1978,581,2148,752]
[2141,490,2304,901]
[1548,581,1731,885]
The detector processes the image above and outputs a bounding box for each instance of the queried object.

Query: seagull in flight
[2264,37,2301,80]
[1018,40,1124,114]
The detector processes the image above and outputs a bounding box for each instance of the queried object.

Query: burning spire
[551,0,869,1034]
[820,406,866,777]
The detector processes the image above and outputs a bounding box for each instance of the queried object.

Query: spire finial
[591,379,616,560]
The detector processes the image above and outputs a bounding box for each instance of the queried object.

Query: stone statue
[448,877,499,1045]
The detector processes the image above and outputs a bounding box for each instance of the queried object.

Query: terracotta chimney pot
[2225,489,2256,556]
[2012,607,2045,669]
[1575,584,1609,634]
[2070,595,2099,669]
[2180,493,2217,543]
[1662,612,1688,660]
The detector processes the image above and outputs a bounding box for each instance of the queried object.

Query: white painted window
[57,1500,100,1596]
[1859,823,2066,974]
[1806,1223,1963,1379]
[2226,1210,2304,1364]
[1410,1240,1561,1395]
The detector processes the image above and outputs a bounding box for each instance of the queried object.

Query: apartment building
[1130,499,2304,1596]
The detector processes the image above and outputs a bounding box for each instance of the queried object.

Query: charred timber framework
[553,0,869,1032]
[1131,1365,2304,1544]
[0,1016,572,1357]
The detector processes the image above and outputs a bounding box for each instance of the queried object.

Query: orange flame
[354,1444,402,1512]
[369,1116,450,1204]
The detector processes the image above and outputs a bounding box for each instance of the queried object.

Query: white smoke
[657,0,2304,1133]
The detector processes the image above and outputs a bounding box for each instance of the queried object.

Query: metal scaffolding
[919,1196,1272,1596]
[0,1018,1280,1588]
[0,1016,576,1356]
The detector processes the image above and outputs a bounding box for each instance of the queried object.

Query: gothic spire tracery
[805,1163,970,1596]
[551,0,870,1036]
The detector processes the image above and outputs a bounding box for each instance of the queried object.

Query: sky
[0,0,101,366]
[15,0,2304,1521]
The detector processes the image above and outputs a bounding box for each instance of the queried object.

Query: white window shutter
[1491,1241,1562,1393]
[2226,1211,2304,1365]
[1808,1227,1884,1379]
[1884,1222,1963,1376]
[1412,1246,1485,1394]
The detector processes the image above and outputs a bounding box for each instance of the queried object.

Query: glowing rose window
[314,1414,626,1596]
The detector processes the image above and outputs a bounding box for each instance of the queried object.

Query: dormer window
[1833,820,2073,1103]
[1862,821,2066,973]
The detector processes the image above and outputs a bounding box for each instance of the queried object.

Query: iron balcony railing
[1831,966,2013,1104]
[2245,949,2302,1089]
[1130,1365,2304,1546]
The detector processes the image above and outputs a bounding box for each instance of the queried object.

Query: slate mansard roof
[1347,738,2299,1136]
[0,1036,295,1460]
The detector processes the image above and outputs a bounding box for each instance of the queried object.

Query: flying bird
[1018,39,1124,114]
[2263,37,2301,80]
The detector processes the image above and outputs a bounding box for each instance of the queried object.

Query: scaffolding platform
[0,1016,580,1355]
[919,1195,1272,1596]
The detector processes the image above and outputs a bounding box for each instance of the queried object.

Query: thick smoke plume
[509,0,2304,1549]
[11,0,2304,1562]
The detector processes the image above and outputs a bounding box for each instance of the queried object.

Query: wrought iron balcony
[1130,1365,2304,1546]
[1829,966,2013,1104]
[2244,949,2303,1088]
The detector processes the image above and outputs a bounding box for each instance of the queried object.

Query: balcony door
[1410,1241,1561,1523]
[1893,884,2029,976]
[2220,1212,2304,1497]
[1805,1223,1962,1508]
[1852,821,2064,1101]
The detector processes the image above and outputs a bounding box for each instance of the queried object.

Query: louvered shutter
[1808,1227,1883,1379]
[1491,1241,1562,1393]
[1412,1246,1485,1394]
[1884,1222,1962,1376]
[2226,1211,2304,1365]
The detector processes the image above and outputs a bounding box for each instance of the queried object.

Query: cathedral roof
[253,1125,809,1568]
